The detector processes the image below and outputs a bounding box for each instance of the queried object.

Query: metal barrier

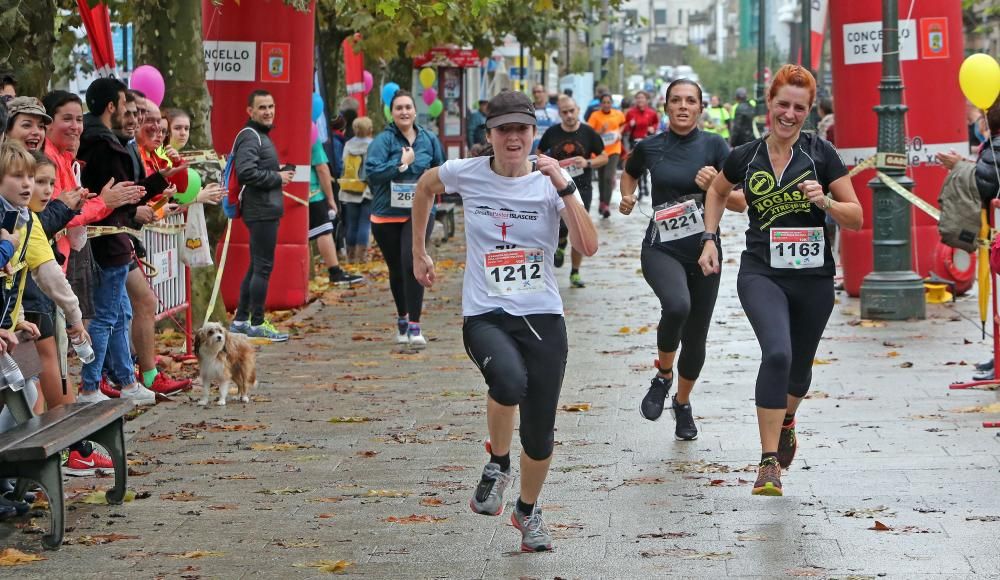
[141,211,193,355]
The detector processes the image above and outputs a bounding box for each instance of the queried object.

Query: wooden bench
[0,339,133,549]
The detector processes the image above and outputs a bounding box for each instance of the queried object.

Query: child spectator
[339,116,374,264]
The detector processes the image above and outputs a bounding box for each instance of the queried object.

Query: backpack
[937,161,982,253]
[338,151,367,193]
[222,127,262,219]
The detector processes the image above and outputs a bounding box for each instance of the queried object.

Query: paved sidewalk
[3,201,1000,579]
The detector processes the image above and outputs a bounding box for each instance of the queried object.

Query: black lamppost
[859,0,926,320]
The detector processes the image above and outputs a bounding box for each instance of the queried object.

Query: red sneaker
[98,377,121,398]
[148,372,192,395]
[63,449,115,477]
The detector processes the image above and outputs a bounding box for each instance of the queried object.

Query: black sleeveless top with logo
[721,132,848,277]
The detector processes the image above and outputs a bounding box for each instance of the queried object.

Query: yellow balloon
[959,53,1000,110]
[419,67,436,89]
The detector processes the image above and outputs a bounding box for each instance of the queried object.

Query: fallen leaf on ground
[356,450,378,457]
[637,530,695,539]
[366,489,409,497]
[965,515,1000,522]
[206,504,239,510]
[310,497,345,503]
[160,491,204,502]
[560,402,592,412]
[870,521,892,531]
[317,513,335,519]
[385,514,447,524]
[885,351,900,358]
[420,498,444,506]
[0,548,45,566]
[328,416,375,423]
[640,548,732,560]
[189,458,233,465]
[251,443,315,451]
[65,533,139,545]
[170,551,224,559]
[272,540,322,548]
[257,487,310,495]
[813,358,832,365]
[293,559,353,573]
[218,473,255,480]
[78,489,136,504]
[618,326,631,334]
[900,361,914,368]
[950,403,1000,414]
[841,506,895,518]
[208,423,266,432]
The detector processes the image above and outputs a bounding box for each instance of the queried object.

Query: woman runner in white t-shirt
[410,90,598,553]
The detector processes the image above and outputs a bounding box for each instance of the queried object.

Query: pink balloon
[310,122,319,146]
[362,70,374,94]
[130,65,165,107]
[422,87,437,106]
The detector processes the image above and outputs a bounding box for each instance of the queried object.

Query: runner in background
[410,90,598,552]
[622,90,660,201]
[537,94,607,288]
[588,94,626,219]
[697,65,862,496]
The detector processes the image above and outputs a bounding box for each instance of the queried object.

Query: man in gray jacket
[229,89,294,342]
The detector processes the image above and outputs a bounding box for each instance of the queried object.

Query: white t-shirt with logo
[437,156,566,317]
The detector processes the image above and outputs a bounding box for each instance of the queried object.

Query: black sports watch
[700,231,719,245]
[556,180,578,198]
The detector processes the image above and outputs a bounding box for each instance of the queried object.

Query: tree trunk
[0,0,57,97]
[132,0,225,328]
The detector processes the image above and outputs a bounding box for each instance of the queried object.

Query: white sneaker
[395,331,409,344]
[408,332,427,348]
[78,389,111,404]
[119,383,157,406]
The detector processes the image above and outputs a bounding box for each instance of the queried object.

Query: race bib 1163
[769,227,825,269]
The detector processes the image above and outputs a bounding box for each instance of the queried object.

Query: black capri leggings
[641,243,720,380]
[737,271,835,410]
[371,219,434,323]
[462,311,568,461]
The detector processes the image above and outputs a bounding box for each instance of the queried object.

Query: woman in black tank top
[618,79,746,442]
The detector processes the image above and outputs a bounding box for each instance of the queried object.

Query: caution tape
[874,171,940,221]
[204,219,233,323]
[85,223,186,239]
[282,191,309,206]
[848,155,877,177]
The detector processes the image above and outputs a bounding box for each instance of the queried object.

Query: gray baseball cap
[485,90,536,129]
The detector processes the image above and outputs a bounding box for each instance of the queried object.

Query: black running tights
[462,311,568,461]
[640,243,720,380]
[371,219,433,323]
[737,271,834,410]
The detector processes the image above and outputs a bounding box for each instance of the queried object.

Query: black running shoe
[671,395,698,441]
[554,247,565,268]
[640,374,672,421]
[975,358,994,372]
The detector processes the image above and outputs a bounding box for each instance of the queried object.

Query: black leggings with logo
[737,270,834,409]
[463,311,568,461]
[640,243,720,380]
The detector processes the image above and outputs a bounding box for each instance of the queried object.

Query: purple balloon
[362,70,374,94]
[422,87,437,106]
[310,122,319,146]
[131,65,165,107]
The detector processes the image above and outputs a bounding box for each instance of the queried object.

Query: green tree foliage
[0,0,58,97]
[683,46,785,104]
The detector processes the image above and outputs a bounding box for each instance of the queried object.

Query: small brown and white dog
[194,322,257,406]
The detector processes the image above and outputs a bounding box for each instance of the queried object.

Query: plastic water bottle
[0,352,24,391]
[71,336,96,364]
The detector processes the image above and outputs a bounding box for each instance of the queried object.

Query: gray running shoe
[511,507,553,552]
[247,320,289,342]
[469,462,512,516]
[229,320,250,335]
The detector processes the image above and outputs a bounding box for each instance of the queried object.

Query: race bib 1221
[653,199,705,242]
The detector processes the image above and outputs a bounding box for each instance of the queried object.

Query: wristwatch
[556,180,578,198]
[585,159,591,169]
[700,231,719,245]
